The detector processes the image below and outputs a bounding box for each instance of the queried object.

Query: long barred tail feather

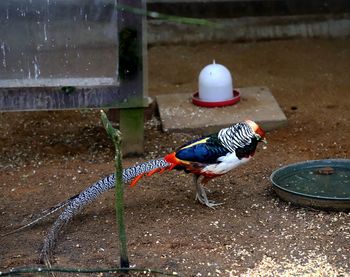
[1,197,72,237]
[39,158,170,262]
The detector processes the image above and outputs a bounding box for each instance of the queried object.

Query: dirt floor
[1,39,350,276]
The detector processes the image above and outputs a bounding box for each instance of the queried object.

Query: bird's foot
[193,175,223,208]
[195,192,223,209]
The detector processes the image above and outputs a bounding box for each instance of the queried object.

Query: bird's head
[245,120,267,144]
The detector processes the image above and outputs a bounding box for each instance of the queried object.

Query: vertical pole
[120,108,144,155]
[118,0,146,155]
[100,110,129,269]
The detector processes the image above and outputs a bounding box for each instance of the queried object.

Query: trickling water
[33,55,40,79]
[27,64,31,79]
[43,23,48,41]
[1,42,6,68]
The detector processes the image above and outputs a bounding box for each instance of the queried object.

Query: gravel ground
[1,39,350,276]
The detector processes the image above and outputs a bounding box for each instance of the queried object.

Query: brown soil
[1,39,350,276]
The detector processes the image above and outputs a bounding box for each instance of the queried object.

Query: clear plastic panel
[0,0,118,87]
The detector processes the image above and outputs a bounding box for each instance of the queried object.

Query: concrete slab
[147,1,350,43]
[156,86,287,134]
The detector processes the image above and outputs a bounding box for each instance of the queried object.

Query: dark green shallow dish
[270,159,350,211]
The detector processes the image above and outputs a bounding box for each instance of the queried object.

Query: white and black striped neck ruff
[218,122,255,153]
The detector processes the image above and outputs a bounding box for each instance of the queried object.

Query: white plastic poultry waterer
[192,60,240,108]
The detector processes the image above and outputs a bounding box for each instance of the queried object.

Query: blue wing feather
[176,136,229,164]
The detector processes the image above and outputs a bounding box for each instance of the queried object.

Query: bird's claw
[193,175,224,208]
[195,193,223,209]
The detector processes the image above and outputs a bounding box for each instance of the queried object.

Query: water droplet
[1,42,6,68]
[43,24,48,41]
[33,56,40,79]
